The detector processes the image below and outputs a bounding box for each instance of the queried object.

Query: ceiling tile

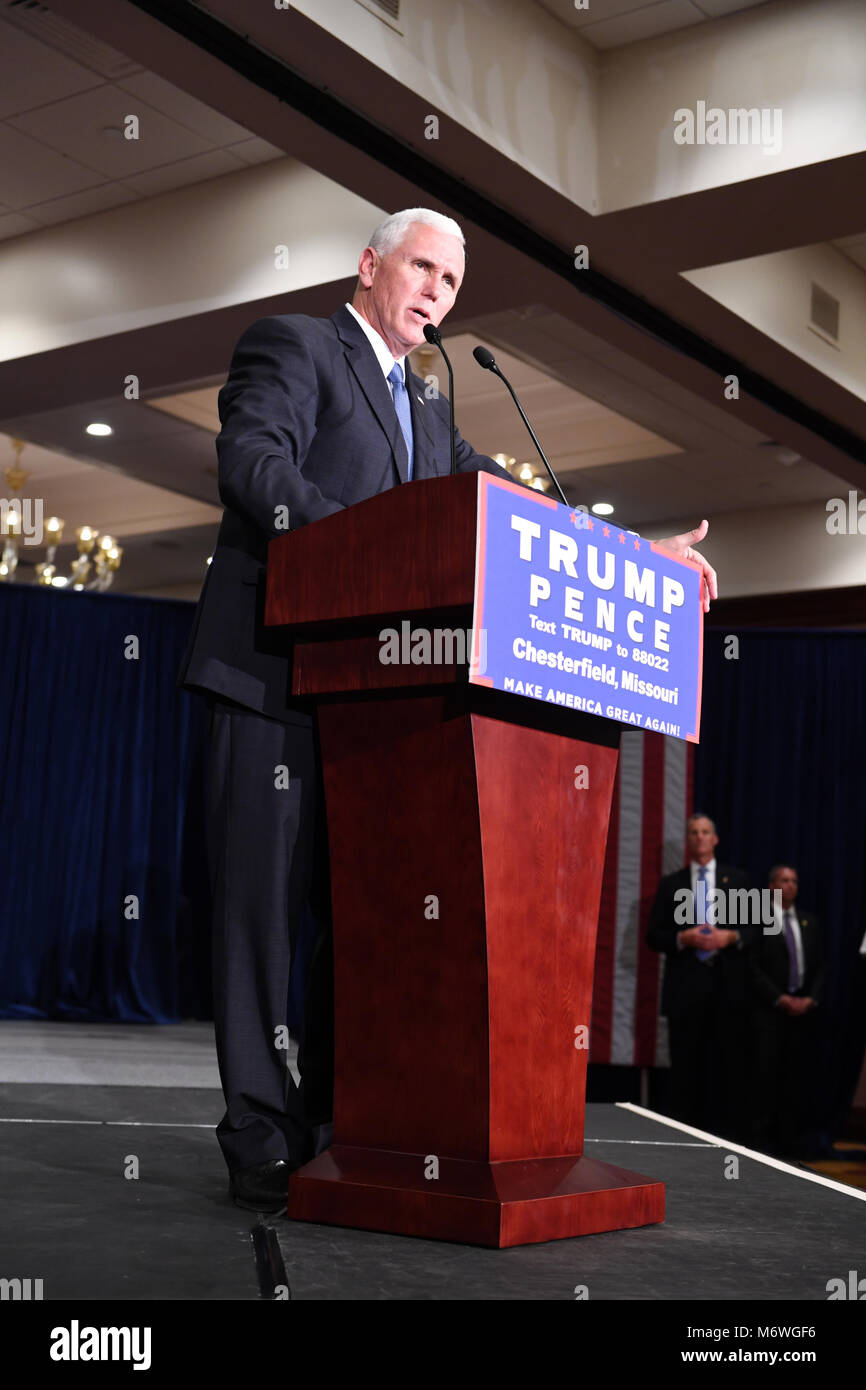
[831,234,866,274]
[116,71,253,146]
[121,148,248,197]
[693,0,771,15]
[0,210,42,242]
[0,19,105,120]
[580,0,705,49]
[8,86,215,179]
[26,182,139,227]
[0,6,140,81]
[0,439,221,552]
[144,390,221,434]
[536,0,769,37]
[0,123,106,209]
[225,137,286,165]
[537,0,669,32]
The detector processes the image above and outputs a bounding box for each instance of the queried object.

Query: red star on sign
[602,526,610,538]
[586,517,594,530]
[633,537,641,549]
[617,532,625,544]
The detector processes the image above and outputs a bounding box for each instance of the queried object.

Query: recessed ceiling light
[86,422,112,437]
[592,502,614,516]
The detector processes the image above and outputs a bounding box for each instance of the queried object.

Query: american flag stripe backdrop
[590,730,695,1068]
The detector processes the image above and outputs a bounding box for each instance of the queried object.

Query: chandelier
[490,453,551,492]
[408,346,551,492]
[0,438,123,590]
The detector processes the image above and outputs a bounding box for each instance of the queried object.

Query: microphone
[423,322,457,477]
[472,345,569,506]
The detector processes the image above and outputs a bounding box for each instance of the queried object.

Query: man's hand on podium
[655,519,718,614]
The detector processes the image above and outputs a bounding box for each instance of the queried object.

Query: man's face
[354,222,464,358]
[687,817,718,864]
[770,867,798,910]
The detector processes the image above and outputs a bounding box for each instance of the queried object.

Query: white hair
[368,208,465,259]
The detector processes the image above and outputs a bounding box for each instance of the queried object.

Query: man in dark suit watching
[749,865,825,1157]
[180,207,720,1211]
[647,813,756,1139]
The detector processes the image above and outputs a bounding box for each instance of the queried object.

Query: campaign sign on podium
[470,474,704,742]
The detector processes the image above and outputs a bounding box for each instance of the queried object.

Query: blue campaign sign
[469,475,704,742]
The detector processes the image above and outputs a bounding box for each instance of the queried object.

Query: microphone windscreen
[423,322,441,345]
[473,345,495,369]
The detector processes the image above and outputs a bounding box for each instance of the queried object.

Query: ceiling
[0,433,221,592]
[0,4,283,242]
[834,233,866,274]
[4,305,840,598]
[535,0,773,50]
[0,0,863,601]
[146,327,839,524]
[147,332,684,477]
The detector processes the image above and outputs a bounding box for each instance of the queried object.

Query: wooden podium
[265,473,664,1247]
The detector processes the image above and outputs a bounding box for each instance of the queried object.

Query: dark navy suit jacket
[749,908,825,1008]
[178,305,521,722]
[646,862,758,1017]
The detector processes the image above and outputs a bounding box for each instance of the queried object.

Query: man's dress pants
[665,961,750,1141]
[205,697,334,1174]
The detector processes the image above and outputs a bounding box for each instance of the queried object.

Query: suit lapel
[331,305,409,485]
[405,364,440,480]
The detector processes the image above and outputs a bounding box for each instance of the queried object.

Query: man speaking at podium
[179,208,718,1211]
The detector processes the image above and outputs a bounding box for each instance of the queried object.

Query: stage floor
[0,1021,863,1300]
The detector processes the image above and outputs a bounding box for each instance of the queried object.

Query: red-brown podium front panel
[285,689,665,1245]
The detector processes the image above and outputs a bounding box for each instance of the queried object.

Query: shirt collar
[691,857,716,874]
[344,302,406,381]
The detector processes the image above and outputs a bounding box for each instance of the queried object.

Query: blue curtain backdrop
[0,583,212,1022]
[2,586,864,1139]
[695,627,866,1142]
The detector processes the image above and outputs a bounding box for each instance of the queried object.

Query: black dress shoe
[229,1159,298,1213]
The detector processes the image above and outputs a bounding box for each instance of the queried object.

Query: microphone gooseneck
[472,345,569,507]
[423,321,457,477]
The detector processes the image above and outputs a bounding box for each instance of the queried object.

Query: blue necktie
[783,911,802,992]
[388,362,414,481]
[695,865,714,962]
